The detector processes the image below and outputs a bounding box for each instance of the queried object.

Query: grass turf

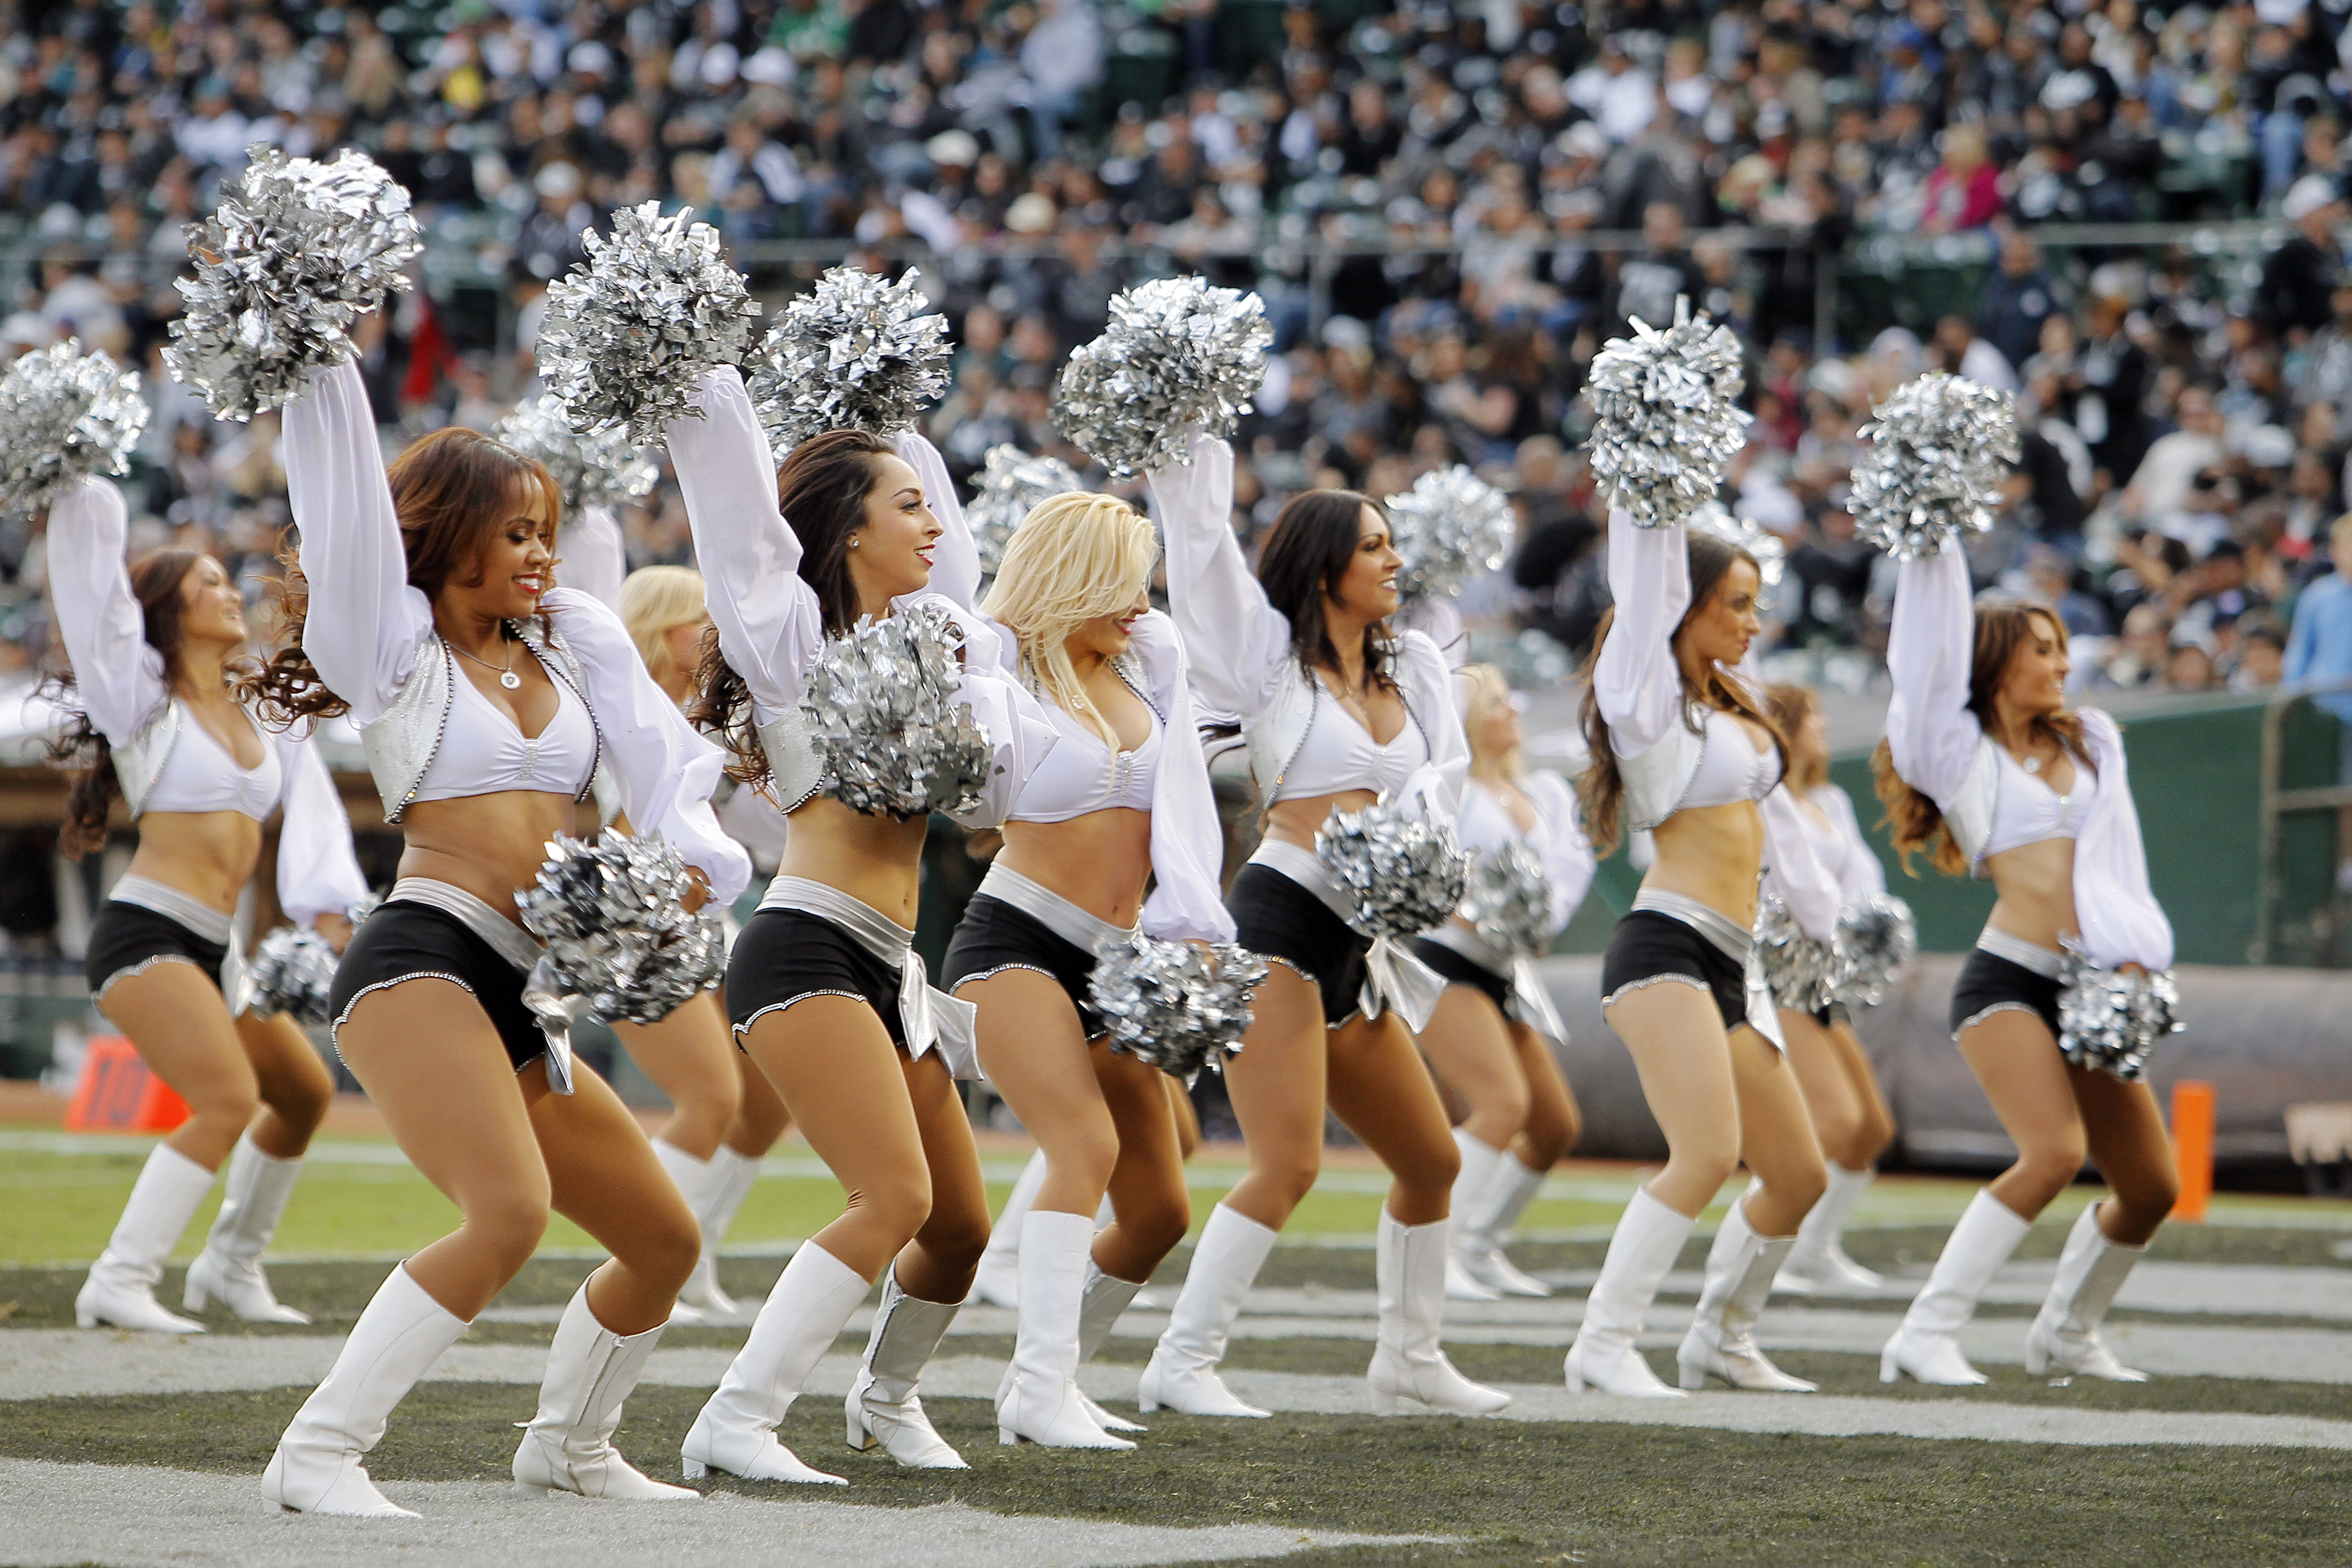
[3,1383,2348,1568]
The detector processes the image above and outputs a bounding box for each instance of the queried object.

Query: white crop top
[1981,743,2097,859]
[1278,691,1433,802]
[409,658,600,805]
[1679,709,1783,811]
[1457,771,1597,938]
[152,709,284,820]
[1011,661,1163,823]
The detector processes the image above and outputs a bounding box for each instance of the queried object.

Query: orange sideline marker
[62,1036,190,1133]
[2171,1079,2215,1224]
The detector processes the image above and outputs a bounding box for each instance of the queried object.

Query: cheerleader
[250,356,751,1515]
[1874,545,2177,1384]
[46,477,367,1334]
[1143,430,1508,1418]
[1411,664,1592,1301]
[1762,684,1900,1295]
[612,564,796,1323]
[1571,508,1828,1397]
[939,493,1227,1447]
[671,367,1047,1481]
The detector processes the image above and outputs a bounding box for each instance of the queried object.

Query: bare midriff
[397,791,582,921]
[1641,797,1768,928]
[1982,838,2080,954]
[998,808,1154,927]
[777,795,932,928]
[1262,787,1381,857]
[120,812,265,915]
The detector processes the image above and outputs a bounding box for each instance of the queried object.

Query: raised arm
[1529,769,1597,933]
[45,478,167,744]
[1590,508,1691,757]
[558,504,628,618]
[1885,540,1984,804]
[545,587,752,903]
[664,366,824,727]
[893,431,980,612]
[1147,429,1293,720]
[283,359,436,725]
[273,728,371,926]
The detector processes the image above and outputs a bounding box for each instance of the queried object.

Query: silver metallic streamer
[516,831,725,1025]
[1754,893,1850,1012]
[1317,800,1470,941]
[1835,893,1916,1007]
[747,265,951,454]
[1459,842,1552,955]
[537,202,763,447]
[801,600,995,820]
[2056,938,2182,1082]
[1689,500,1787,587]
[491,391,659,521]
[1585,299,1752,530]
[0,342,148,512]
[1053,276,1271,478]
[1386,466,1516,603]
[1850,373,2019,561]
[1090,932,1270,1078]
[162,146,422,422]
[966,444,1085,577]
[242,925,341,1026]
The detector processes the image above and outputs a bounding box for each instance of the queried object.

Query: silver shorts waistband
[1977,925,2064,979]
[1630,888,1752,966]
[388,878,543,974]
[978,861,1135,954]
[1246,837,1358,927]
[107,874,234,946]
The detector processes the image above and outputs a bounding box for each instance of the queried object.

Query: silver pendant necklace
[454,634,523,690]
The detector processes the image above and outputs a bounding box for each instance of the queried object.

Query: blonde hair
[1459,663,1528,781]
[980,492,1159,750]
[620,565,707,691]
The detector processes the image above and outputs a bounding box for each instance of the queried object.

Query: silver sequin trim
[329,971,476,1058]
[1601,973,1712,1012]
[950,962,1059,992]
[732,990,874,1040]
[92,953,211,1009]
[1953,1001,2050,1041]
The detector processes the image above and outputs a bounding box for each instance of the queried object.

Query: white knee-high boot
[1074,1258,1147,1433]
[683,1242,869,1484]
[1458,1142,1555,1298]
[1444,1131,1503,1302]
[2023,1203,2151,1382]
[1138,1203,1276,1418]
[78,1144,213,1334]
[844,1268,968,1468]
[1676,1197,1815,1392]
[972,1149,1050,1309]
[514,1284,698,1499]
[649,1140,716,1327]
[185,1132,310,1323]
[997,1209,1132,1448]
[1369,1209,1512,1414]
[1880,1189,2032,1385]
[684,1146,762,1319]
[1777,1165,1888,1295]
[1564,1187,1691,1398]
[263,1263,468,1517]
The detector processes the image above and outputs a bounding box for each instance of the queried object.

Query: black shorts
[1600,910,1747,1032]
[87,900,228,1004]
[1412,935,1511,1015]
[1949,947,2062,1041]
[1813,1001,1852,1029]
[1229,862,1366,1028]
[941,893,1103,1038]
[727,906,907,1050]
[329,901,548,1072]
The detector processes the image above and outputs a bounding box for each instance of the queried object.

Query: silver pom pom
[1386,466,1516,603]
[1754,894,1850,1012]
[243,925,342,1026]
[1053,276,1271,479]
[517,831,725,1025]
[966,444,1085,577]
[747,265,951,454]
[1317,800,1470,941]
[491,391,659,520]
[162,146,422,422]
[537,202,763,448]
[1835,893,1916,1007]
[1090,933,1270,1078]
[801,600,995,820]
[1689,500,1787,587]
[1850,373,2020,561]
[1460,842,1552,955]
[0,342,148,512]
[1585,299,1752,531]
[2056,939,2182,1082]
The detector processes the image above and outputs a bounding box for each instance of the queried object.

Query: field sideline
[4,1125,2351,1566]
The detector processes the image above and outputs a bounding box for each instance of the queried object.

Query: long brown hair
[1576,530,1787,856]
[1765,682,1827,792]
[1871,601,2094,876]
[1256,489,1398,693]
[242,427,563,723]
[692,429,896,788]
[45,551,210,857]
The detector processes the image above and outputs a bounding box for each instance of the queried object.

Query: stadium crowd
[1,0,2351,701]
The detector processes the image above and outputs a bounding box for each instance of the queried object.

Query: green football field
[5,1128,2351,1568]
